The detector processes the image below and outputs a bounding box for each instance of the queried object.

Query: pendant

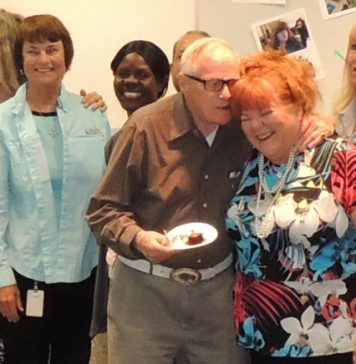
[48,130,59,138]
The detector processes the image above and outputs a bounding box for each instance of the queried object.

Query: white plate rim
[166,222,218,250]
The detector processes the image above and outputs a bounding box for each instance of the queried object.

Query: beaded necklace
[255,147,296,239]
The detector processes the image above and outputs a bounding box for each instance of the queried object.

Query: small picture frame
[251,8,325,79]
[318,0,356,20]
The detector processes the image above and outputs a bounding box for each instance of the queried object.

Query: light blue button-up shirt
[0,83,111,287]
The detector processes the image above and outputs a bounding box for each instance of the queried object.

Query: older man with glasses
[184,74,238,92]
[87,37,251,364]
[86,33,335,363]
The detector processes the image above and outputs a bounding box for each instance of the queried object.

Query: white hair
[180,36,240,76]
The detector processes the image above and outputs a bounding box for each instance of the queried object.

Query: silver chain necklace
[255,147,296,239]
[47,129,59,138]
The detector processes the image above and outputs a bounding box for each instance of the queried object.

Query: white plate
[166,222,218,250]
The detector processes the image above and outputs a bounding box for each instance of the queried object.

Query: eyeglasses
[184,74,238,92]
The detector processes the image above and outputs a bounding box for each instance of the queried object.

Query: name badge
[85,127,102,135]
[26,289,44,317]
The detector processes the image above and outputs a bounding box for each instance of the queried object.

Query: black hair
[110,40,170,97]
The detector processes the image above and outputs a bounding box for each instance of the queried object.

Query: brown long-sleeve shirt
[86,93,251,269]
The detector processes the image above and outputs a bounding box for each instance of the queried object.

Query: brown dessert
[187,232,204,245]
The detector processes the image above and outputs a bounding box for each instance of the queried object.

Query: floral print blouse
[226,138,356,358]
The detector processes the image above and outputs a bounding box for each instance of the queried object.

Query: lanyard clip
[34,281,39,292]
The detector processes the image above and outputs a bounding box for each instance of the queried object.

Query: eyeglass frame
[184,74,239,92]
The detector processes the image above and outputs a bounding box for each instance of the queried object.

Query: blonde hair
[333,23,356,120]
[0,9,22,101]
[230,50,320,119]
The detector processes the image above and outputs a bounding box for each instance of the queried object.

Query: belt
[117,253,233,286]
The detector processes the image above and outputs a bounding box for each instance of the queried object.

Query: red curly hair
[230,50,320,120]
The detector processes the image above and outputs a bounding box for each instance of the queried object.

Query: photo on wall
[319,0,356,19]
[251,8,325,79]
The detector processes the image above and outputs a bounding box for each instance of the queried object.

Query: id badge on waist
[26,282,44,317]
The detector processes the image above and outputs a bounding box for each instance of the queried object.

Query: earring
[20,69,24,75]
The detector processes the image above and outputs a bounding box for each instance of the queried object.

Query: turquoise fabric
[226,140,356,358]
[0,83,111,287]
[33,113,63,224]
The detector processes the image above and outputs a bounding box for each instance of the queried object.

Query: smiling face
[113,52,163,115]
[347,25,356,89]
[240,102,302,164]
[179,40,240,136]
[22,39,67,88]
[230,50,319,163]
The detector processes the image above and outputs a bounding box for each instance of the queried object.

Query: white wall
[196,0,356,116]
[1,0,195,127]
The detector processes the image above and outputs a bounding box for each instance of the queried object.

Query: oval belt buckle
[170,268,202,286]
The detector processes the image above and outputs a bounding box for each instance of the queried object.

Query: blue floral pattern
[226,139,356,358]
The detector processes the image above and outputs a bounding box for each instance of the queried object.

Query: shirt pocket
[66,134,107,186]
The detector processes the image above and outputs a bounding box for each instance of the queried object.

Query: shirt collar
[166,93,196,142]
[11,82,69,115]
[168,92,225,143]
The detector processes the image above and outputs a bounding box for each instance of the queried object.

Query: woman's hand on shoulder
[0,284,23,323]
[80,89,107,112]
[297,113,335,151]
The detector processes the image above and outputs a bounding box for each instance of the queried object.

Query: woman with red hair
[227,50,356,364]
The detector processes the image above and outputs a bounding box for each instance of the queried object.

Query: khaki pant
[107,260,250,364]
